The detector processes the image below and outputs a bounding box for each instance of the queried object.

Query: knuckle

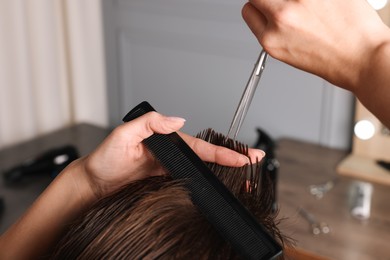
[145,111,160,123]
[145,111,162,132]
[272,4,295,27]
[258,32,274,51]
[241,2,252,18]
[112,123,129,138]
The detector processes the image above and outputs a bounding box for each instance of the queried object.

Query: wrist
[354,34,390,127]
[0,157,100,259]
[352,25,390,94]
[60,157,99,209]
[324,17,390,93]
[356,28,390,94]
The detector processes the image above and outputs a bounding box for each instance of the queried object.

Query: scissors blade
[227,50,268,140]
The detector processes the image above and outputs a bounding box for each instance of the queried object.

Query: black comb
[123,101,283,260]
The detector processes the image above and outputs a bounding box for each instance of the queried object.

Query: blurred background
[1,0,359,151]
[0,0,107,150]
[102,0,356,150]
[1,1,390,259]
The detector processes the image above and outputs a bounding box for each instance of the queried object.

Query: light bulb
[367,0,388,10]
[354,120,376,140]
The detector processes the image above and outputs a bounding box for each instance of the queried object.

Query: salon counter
[0,123,110,234]
[276,139,390,260]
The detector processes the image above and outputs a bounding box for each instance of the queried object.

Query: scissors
[227,49,269,140]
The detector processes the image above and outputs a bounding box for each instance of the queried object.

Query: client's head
[51,129,288,259]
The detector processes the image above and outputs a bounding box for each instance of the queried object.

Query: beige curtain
[0,0,107,149]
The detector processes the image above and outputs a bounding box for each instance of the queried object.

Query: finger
[247,148,266,163]
[247,0,284,18]
[118,112,186,144]
[242,2,268,41]
[179,132,265,167]
[145,112,186,134]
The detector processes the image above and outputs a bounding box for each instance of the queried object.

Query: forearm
[0,158,96,259]
[355,35,390,128]
[243,0,390,128]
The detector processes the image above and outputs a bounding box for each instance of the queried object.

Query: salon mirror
[337,100,390,186]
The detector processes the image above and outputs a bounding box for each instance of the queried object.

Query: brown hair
[51,129,288,259]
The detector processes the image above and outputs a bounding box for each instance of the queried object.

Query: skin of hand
[0,111,265,259]
[242,0,390,127]
[82,111,265,199]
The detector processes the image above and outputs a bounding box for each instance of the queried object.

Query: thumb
[124,111,186,143]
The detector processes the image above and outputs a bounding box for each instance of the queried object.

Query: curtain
[0,0,107,149]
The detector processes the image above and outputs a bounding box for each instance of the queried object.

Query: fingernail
[256,151,266,162]
[247,150,266,164]
[259,150,266,157]
[240,155,250,165]
[166,116,186,124]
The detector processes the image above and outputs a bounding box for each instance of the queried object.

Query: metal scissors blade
[227,49,268,140]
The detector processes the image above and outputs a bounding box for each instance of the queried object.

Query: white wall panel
[103,0,354,148]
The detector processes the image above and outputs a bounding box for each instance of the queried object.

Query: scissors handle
[227,50,268,140]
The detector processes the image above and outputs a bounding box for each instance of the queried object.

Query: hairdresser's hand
[242,0,389,91]
[4,111,265,260]
[80,112,265,199]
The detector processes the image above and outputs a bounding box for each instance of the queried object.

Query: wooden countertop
[276,139,390,260]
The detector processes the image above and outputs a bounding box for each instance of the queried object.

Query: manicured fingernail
[259,150,266,157]
[166,116,186,123]
[240,155,250,165]
[246,150,266,164]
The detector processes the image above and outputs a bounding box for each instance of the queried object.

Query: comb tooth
[123,102,283,260]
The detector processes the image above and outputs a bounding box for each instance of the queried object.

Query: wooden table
[0,123,110,234]
[276,139,390,260]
